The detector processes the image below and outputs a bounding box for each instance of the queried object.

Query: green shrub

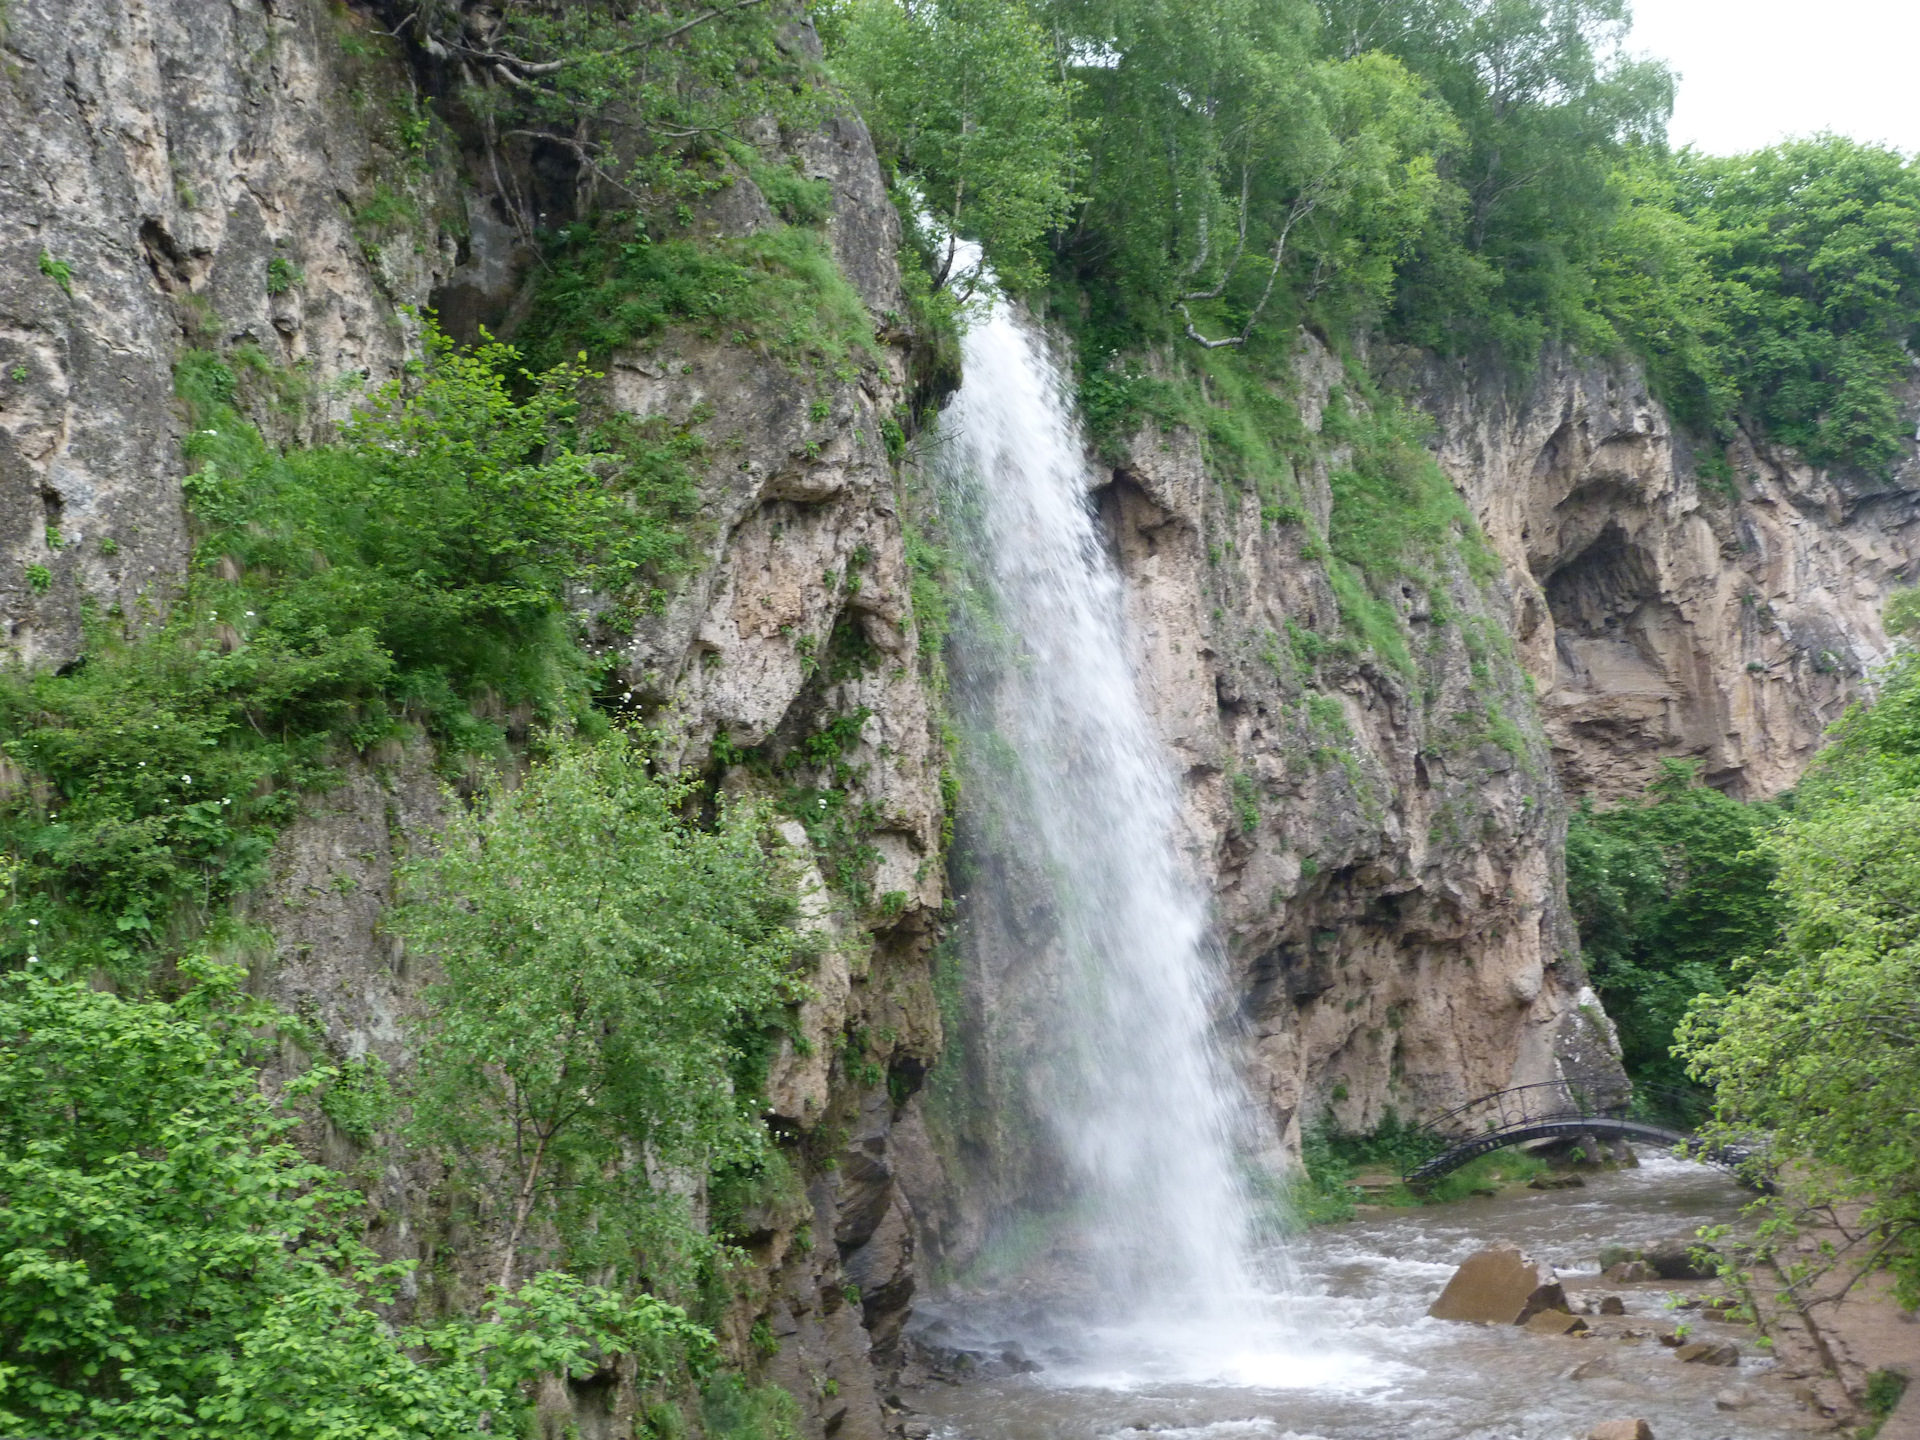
[396,732,809,1288]
[0,959,710,1439]
[0,325,685,984]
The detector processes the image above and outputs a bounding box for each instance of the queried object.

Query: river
[905,1151,1812,1440]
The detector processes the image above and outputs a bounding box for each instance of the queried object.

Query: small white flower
[27,919,37,927]
[182,775,191,783]
[26,955,37,964]
[245,611,255,618]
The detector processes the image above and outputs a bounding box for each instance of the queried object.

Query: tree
[1564,760,1783,1096]
[1681,606,1920,1307]
[0,959,705,1439]
[395,732,806,1291]
[1668,137,1920,472]
[833,0,1081,293]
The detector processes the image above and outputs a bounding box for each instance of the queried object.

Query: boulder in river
[1597,1246,1643,1270]
[1586,1421,1654,1440]
[1603,1260,1656,1282]
[1646,1237,1719,1280]
[1528,1173,1587,1190]
[1598,1295,1627,1316]
[1675,1340,1740,1366]
[1525,1310,1590,1336]
[1428,1245,1569,1324]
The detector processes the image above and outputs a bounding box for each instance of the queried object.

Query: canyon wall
[1,3,943,1436]
[6,0,1918,1422]
[1409,347,1920,801]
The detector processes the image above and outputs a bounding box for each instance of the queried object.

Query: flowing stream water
[924,281,1804,1436]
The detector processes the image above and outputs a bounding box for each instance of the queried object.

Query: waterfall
[932,268,1274,1332]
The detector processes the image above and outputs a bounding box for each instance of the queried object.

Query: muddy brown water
[906,1151,1815,1440]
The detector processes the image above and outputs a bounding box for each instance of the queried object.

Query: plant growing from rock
[396,731,809,1291]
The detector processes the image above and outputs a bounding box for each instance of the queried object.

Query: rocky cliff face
[1,3,944,1436]
[1410,347,1920,801]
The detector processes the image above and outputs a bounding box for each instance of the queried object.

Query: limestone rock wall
[1410,347,1920,800]
[1112,341,1618,1153]
[0,4,946,1437]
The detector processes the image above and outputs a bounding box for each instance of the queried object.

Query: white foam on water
[931,242,1364,1378]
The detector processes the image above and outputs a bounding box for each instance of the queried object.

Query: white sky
[1627,0,1920,156]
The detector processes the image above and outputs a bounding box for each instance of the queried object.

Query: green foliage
[520,223,882,377]
[1671,138,1920,471]
[700,1374,802,1440]
[265,255,304,295]
[37,250,73,296]
[0,960,709,1439]
[395,732,807,1289]
[833,0,1080,293]
[1680,642,1920,1307]
[315,1053,393,1146]
[440,1,809,214]
[1566,760,1783,1091]
[0,326,680,984]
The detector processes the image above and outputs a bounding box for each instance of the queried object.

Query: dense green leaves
[396,732,807,1290]
[1564,761,1783,1093]
[836,0,1081,292]
[1670,139,1920,470]
[1679,611,1920,1303]
[0,960,709,1439]
[0,328,675,983]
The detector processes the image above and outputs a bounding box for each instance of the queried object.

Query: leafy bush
[0,960,709,1439]
[1566,760,1784,1091]
[1680,640,1920,1306]
[520,224,882,377]
[396,732,809,1290]
[0,327,685,983]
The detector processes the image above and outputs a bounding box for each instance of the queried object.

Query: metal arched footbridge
[1400,1082,1760,1190]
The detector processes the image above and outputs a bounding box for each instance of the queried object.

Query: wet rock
[1566,1356,1615,1381]
[1428,1245,1570,1325]
[1526,1310,1591,1336]
[1657,1331,1685,1347]
[1676,1341,1740,1366]
[1646,1237,1719,1281]
[1604,1261,1657,1282]
[1586,1420,1654,1440]
[1597,1246,1644,1271]
[1714,1387,1758,1411]
[1598,1296,1627,1316]
[1529,1173,1588,1190]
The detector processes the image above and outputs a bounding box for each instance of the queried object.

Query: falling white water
[931,257,1273,1334]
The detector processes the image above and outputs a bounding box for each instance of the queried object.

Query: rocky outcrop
[1429,1245,1570,1324]
[0,2,946,1435]
[1412,347,1920,800]
[0,0,460,664]
[1109,339,1623,1151]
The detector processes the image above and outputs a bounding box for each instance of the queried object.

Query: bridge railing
[1410,1080,1632,1146]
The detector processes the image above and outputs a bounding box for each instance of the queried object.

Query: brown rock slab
[1647,1237,1718,1281]
[1675,1340,1740,1366]
[1598,1295,1627,1316]
[1604,1260,1656,1282]
[1529,1173,1588,1190]
[1526,1310,1591,1336]
[1586,1421,1654,1440]
[1428,1245,1569,1324]
[1567,1356,1615,1381]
